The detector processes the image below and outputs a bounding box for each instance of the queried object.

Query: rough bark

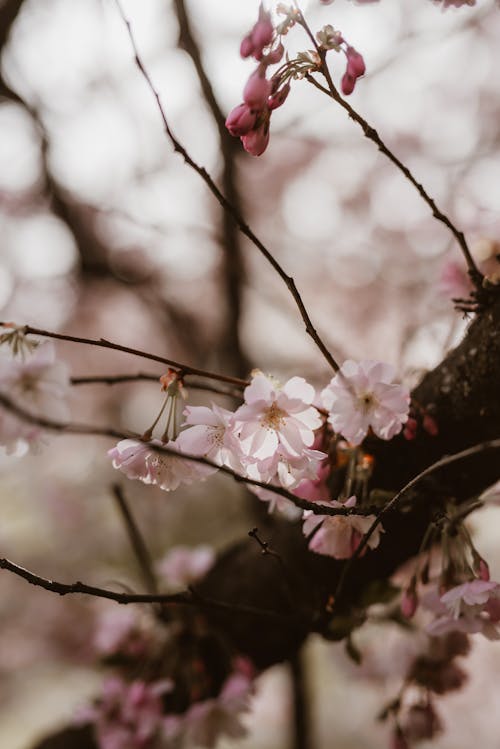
[197,295,500,668]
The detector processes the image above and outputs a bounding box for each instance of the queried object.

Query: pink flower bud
[241,121,270,156]
[240,35,254,59]
[403,417,417,440]
[401,588,418,618]
[341,72,356,95]
[346,47,366,78]
[264,43,284,65]
[268,82,291,110]
[390,729,409,749]
[243,71,272,109]
[422,414,438,436]
[252,6,274,51]
[225,103,257,137]
[479,558,490,581]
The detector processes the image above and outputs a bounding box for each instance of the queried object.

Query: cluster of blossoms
[225,4,366,155]
[81,546,253,749]
[110,361,410,562]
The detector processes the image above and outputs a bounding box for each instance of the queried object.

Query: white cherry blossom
[321,359,409,446]
[235,371,321,461]
[176,404,243,470]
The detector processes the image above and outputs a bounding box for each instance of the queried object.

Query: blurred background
[0,0,500,746]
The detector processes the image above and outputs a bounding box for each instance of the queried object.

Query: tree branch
[111,483,158,595]
[300,21,482,288]
[0,323,248,388]
[113,0,340,373]
[0,556,292,621]
[70,372,243,398]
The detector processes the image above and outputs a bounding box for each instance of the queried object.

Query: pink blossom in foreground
[87,677,172,749]
[176,404,243,470]
[322,360,409,446]
[302,496,382,559]
[0,341,70,452]
[426,579,500,639]
[108,438,216,491]
[235,371,321,461]
[181,673,253,748]
[156,545,215,588]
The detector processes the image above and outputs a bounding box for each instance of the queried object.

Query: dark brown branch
[0,323,248,388]
[112,483,158,595]
[0,392,376,518]
[70,372,243,398]
[0,557,291,621]
[114,0,340,373]
[299,19,482,287]
[333,437,500,603]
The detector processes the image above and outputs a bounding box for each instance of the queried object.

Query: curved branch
[114,0,340,373]
[0,323,248,388]
[0,557,291,621]
[299,17,482,288]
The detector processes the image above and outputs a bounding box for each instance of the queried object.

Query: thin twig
[299,14,482,287]
[0,392,377,518]
[112,483,158,595]
[113,0,340,373]
[71,372,243,398]
[0,557,291,620]
[333,437,500,604]
[0,323,248,388]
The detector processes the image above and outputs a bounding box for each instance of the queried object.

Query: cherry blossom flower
[426,579,500,639]
[86,677,172,749]
[156,545,215,588]
[321,359,409,446]
[175,404,243,470]
[302,496,382,559]
[182,672,253,749]
[235,371,321,461]
[108,438,216,491]
[0,341,70,453]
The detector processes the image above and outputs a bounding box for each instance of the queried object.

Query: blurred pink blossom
[426,579,500,639]
[156,545,215,588]
[181,673,253,749]
[0,341,70,452]
[87,677,172,749]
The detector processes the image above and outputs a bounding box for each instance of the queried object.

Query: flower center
[358,391,377,413]
[261,401,287,430]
